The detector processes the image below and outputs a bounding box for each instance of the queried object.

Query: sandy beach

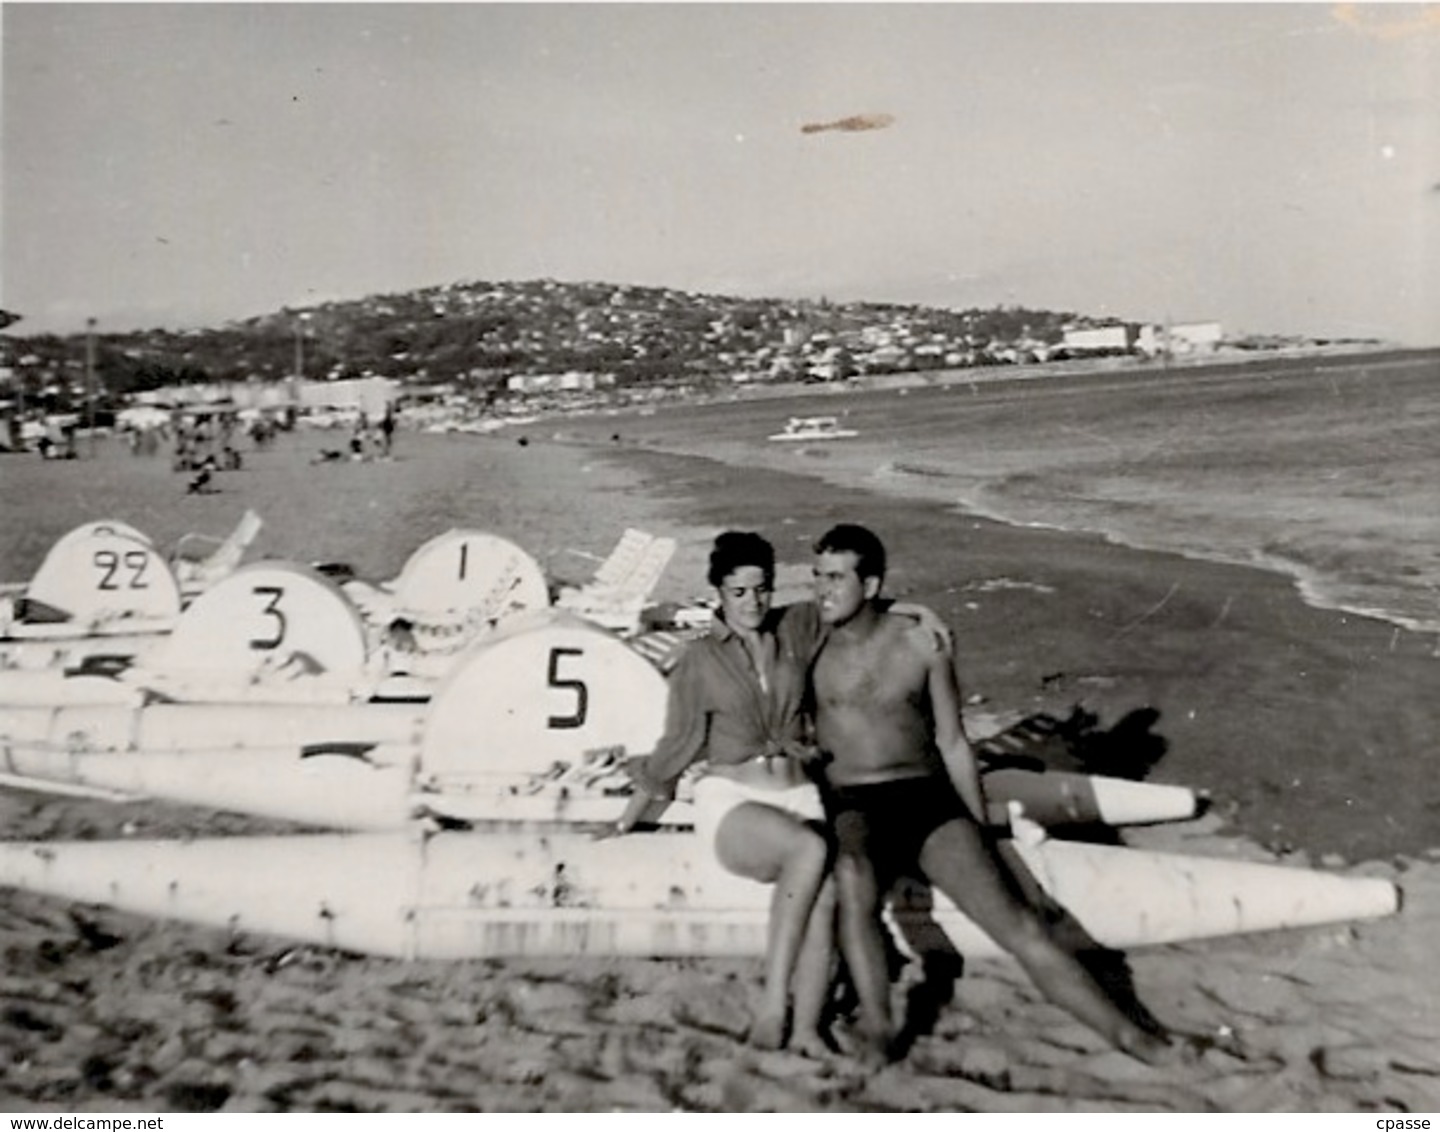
[1,393,1437,1112]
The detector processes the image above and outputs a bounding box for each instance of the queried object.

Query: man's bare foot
[787,1029,833,1060]
[854,1028,896,1070]
[1120,1027,1247,1068]
[1118,1029,1174,1067]
[831,1021,897,1069]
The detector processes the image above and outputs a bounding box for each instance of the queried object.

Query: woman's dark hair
[707,531,775,588]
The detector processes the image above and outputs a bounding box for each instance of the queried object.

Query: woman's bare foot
[749,1009,788,1051]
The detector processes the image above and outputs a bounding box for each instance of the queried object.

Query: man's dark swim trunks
[826,774,971,888]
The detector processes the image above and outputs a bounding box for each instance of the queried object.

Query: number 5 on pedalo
[419,611,669,785]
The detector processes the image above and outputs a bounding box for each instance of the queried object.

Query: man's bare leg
[715,803,831,1050]
[916,819,1172,1064]
[832,849,896,1063]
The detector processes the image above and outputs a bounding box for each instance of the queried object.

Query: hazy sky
[4,3,1438,343]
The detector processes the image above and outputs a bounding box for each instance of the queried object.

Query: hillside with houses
[0,278,1372,430]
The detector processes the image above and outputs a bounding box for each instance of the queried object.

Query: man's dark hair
[814,523,886,582]
[708,530,776,588]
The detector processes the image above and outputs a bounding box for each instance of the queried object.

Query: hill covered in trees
[1,279,1123,411]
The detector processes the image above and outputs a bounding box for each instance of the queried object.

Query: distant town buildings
[506,371,617,395]
[1057,320,1224,360]
[1059,325,1132,355]
[1165,321,1225,354]
[133,376,400,417]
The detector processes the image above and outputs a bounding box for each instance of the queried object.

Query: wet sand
[0,425,1436,1112]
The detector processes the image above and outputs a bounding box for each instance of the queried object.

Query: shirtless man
[809,523,1176,1065]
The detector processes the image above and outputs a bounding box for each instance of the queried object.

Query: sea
[580,349,1440,642]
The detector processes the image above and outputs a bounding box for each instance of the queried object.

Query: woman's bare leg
[789,874,837,1056]
[715,802,831,1049]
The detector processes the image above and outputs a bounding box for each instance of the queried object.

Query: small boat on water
[767,415,858,442]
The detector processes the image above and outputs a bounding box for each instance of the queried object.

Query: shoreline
[949,484,1440,645]
[877,462,1440,644]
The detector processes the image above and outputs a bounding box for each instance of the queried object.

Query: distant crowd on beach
[310,405,397,465]
[3,414,81,460]
[5,401,401,496]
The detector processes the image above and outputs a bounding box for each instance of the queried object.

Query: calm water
[580,350,1440,639]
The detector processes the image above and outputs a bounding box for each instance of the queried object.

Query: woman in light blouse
[616,531,834,1055]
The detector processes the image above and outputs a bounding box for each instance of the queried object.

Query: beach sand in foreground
[0,431,1435,1112]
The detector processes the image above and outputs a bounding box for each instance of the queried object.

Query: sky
[3,3,1438,344]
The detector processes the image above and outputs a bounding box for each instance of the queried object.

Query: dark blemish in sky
[801,113,895,136]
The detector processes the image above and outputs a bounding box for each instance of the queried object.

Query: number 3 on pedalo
[146,561,370,680]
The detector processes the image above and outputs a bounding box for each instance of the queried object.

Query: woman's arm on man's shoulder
[889,600,956,658]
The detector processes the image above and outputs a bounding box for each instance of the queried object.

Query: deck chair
[555,528,676,635]
[171,509,263,600]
